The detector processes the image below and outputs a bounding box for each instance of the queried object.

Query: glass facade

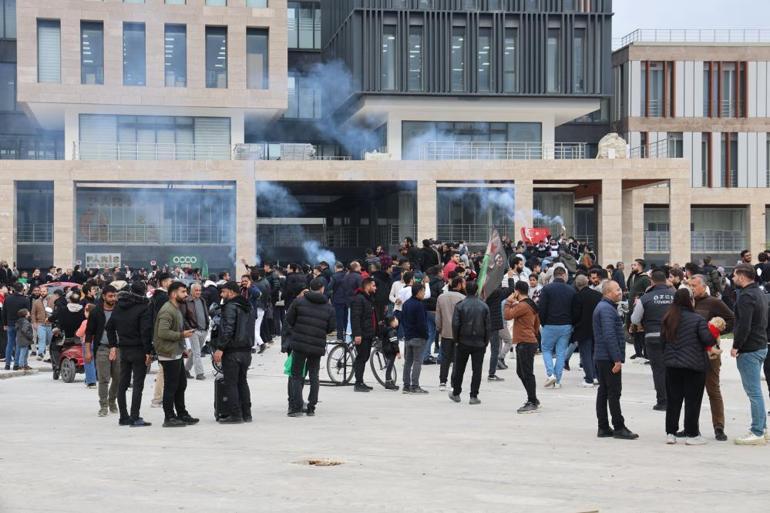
[37,19,61,83]
[288,2,321,50]
[0,0,16,39]
[546,28,560,93]
[407,26,423,91]
[206,26,227,88]
[80,21,104,85]
[0,61,14,111]
[246,28,269,89]
[402,121,541,159]
[572,28,585,93]
[451,26,466,92]
[123,22,146,86]
[164,24,187,87]
[382,25,397,90]
[503,28,518,93]
[286,73,322,119]
[477,27,492,92]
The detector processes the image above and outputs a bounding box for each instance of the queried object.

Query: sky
[612,0,770,40]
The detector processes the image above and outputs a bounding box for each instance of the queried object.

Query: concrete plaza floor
[1,342,769,513]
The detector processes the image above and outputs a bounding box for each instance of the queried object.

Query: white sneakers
[685,436,707,446]
[553,383,562,389]
[581,381,595,388]
[666,434,677,445]
[734,432,767,446]
[544,376,556,388]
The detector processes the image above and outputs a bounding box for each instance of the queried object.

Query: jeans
[37,325,52,357]
[665,367,706,437]
[764,349,770,398]
[577,339,596,384]
[423,312,436,361]
[736,348,768,437]
[334,304,348,341]
[15,345,29,368]
[645,340,667,405]
[439,337,455,384]
[452,343,485,398]
[95,345,119,409]
[118,347,148,421]
[385,355,396,382]
[540,324,572,383]
[488,330,501,377]
[159,359,188,421]
[82,343,96,385]
[596,360,625,431]
[515,343,538,404]
[353,338,372,385]
[222,351,252,420]
[403,338,426,389]
[4,325,16,368]
[185,330,207,377]
[288,351,320,413]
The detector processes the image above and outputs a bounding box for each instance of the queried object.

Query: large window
[407,26,423,92]
[701,133,711,187]
[667,132,683,158]
[286,73,322,119]
[37,19,61,83]
[247,0,268,6]
[206,0,227,5]
[721,132,738,187]
[382,25,397,91]
[123,22,146,86]
[572,28,586,93]
[641,61,674,117]
[0,62,15,111]
[503,28,518,93]
[288,2,320,50]
[546,28,560,93]
[164,24,186,87]
[0,0,16,39]
[401,121,541,159]
[206,26,227,88]
[704,62,746,117]
[451,26,466,92]
[477,27,491,92]
[80,22,104,85]
[247,28,268,89]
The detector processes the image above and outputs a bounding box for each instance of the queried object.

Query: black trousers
[118,347,148,420]
[665,367,706,437]
[515,343,538,404]
[596,360,625,431]
[633,331,646,358]
[50,342,62,372]
[384,355,396,382]
[354,338,372,384]
[159,359,188,421]
[222,351,252,420]
[439,337,455,384]
[645,340,667,405]
[452,343,485,398]
[288,351,320,413]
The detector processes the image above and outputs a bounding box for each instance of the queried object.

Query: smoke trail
[302,240,337,265]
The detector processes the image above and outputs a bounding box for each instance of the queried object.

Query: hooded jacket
[217,295,255,352]
[350,289,377,340]
[286,291,335,356]
[105,293,153,354]
[53,302,85,338]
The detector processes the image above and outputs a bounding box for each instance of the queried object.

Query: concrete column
[387,113,403,160]
[598,178,622,266]
[231,111,245,147]
[64,109,79,161]
[416,180,437,242]
[514,179,534,241]
[749,201,768,254]
[236,167,257,277]
[622,189,644,265]
[0,179,15,265]
[668,178,692,265]
[53,180,75,269]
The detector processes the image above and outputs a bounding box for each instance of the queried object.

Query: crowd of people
[1,236,769,446]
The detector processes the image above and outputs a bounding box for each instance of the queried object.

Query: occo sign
[171,256,199,265]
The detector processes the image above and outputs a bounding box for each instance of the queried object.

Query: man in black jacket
[214,282,256,424]
[283,264,308,310]
[730,264,769,445]
[449,282,490,405]
[3,282,30,370]
[370,262,392,322]
[285,278,335,416]
[329,262,348,342]
[106,281,153,427]
[85,285,120,418]
[571,275,602,388]
[350,278,377,392]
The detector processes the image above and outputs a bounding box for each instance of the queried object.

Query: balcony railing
[437,224,515,244]
[629,138,680,159]
[644,231,671,253]
[17,224,53,244]
[76,142,232,161]
[256,224,414,249]
[233,144,351,161]
[620,28,770,48]
[644,230,745,253]
[420,141,587,160]
[77,224,232,245]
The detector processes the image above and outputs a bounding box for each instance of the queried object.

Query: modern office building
[612,29,770,265]
[0,0,710,274]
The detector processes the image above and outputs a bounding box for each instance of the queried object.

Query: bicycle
[324,337,396,387]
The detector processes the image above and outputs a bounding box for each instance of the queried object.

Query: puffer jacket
[350,290,377,340]
[53,302,85,339]
[286,291,335,356]
[452,295,490,348]
[217,295,255,352]
[662,309,715,372]
[105,292,153,354]
[593,298,625,363]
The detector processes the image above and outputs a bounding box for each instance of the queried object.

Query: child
[76,304,97,389]
[15,309,34,371]
[381,316,401,391]
[706,316,726,360]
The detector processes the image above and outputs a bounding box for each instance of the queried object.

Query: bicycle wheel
[370,348,396,388]
[326,343,355,385]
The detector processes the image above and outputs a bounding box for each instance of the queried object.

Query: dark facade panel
[322,0,612,98]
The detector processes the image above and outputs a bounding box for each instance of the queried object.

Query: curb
[0,369,41,380]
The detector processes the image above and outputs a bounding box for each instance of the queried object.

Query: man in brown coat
[31,286,55,361]
[504,280,541,414]
[690,274,735,441]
